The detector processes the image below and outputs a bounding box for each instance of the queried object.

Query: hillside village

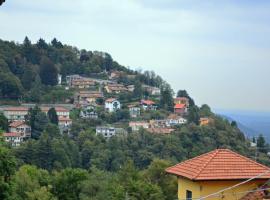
[0,70,212,146]
[0,38,270,200]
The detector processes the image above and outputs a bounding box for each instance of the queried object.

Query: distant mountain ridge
[215,109,270,142]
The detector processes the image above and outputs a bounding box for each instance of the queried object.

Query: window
[186,190,192,200]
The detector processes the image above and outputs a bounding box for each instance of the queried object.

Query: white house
[166,114,187,127]
[129,121,150,132]
[9,121,31,138]
[2,107,29,121]
[128,105,140,118]
[3,132,24,147]
[105,98,121,112]
[96,126,116,138]
[58,116,72,134]
[80,105,98,119]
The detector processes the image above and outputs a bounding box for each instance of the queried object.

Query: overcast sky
[1,0,270,111]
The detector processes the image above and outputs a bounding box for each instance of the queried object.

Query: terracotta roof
[174,104,186,109]
[3,132,22,137]
[167,114,185,120]
[147,128,174,134]
[58,116,72,121]
[141,100,155,105]
[41,107,69,112]
[166,149,270,181]
[105,98,117,103]
[4,107,29,111]
[9,121,26,128]
[129,121,149,126]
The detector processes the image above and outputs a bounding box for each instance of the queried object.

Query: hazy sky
[1,0,270,111]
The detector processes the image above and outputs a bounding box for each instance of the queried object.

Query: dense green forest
[0,38,269,200]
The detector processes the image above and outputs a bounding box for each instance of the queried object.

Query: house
[174,104,187,115]
[105,98,121,112]
[3,132,24,147]
[129,121,150,132]
[174,97,189,107]
[104,83,128,94]
[200,117,214,126]
[41,106,70,118]
[166,114,187,126]
[41,106,72,133]
[2,107,29,121]
[71,78,95,89]
[58,116,72,134]
[166,149,270,200]
[142,85,161,96]
[80,104,98,119]
[146,128,174,134]
[75,91,104,106]
[149,120,167,128]
[9,121,31,138]
[128,105,140,118]
[127,85,135,92]
[109,71,124,80]
[66,74,81,86]
[96,126,116,138]
[140,100,157,111]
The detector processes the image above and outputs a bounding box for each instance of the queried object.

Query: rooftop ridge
[165,148,270,181]
[193,149,219,179]
[166,149,219,176]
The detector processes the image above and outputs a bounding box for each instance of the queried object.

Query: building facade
[166,149,270,200]
[105,98,121,112]
[9,121,31,138]
[96,126,116,138]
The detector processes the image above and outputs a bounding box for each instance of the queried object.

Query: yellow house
[166,149,270,200]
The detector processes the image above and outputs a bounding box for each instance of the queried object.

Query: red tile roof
[4,107,29,111]
[58,116,72,121]
[166,149,270,181]
[41,106,69,112]
[105,98,117,103]
[3,132,22,137]
[174,104,186,109]
[141,100,155,105]
[9,121,27,128]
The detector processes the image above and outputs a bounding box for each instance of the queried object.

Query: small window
[186,190,192,200]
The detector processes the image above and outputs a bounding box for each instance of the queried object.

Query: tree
[37,38,49,50]
[199,104,212,117]
[51,38,63,49]
[26,106,49,139]
[0,114,8,132]
[0,72,23,98]
[257,134,267,153]
[48,108,59,125]
[177,90,195,106]
[187,106,200,125]
[160,84,174,112]
[28,75,42,102]
[144,159,177,200]
[52,168,88,200]
[11,165,52,200]
[21,64,37,90]
[39,56,58,86]
[0,146,16,199]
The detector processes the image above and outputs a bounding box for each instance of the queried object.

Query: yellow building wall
[178,177,267,200]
